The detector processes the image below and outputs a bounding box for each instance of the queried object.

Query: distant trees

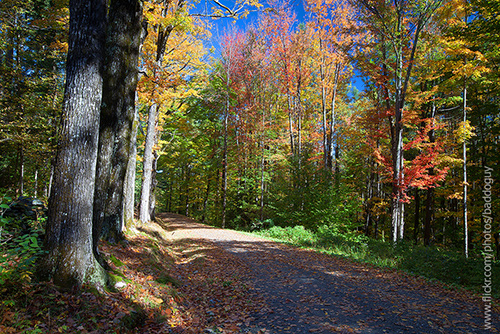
[153,0,498,259]
[0,0,67,197]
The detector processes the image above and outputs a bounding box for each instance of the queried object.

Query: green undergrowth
[252,225,500,299]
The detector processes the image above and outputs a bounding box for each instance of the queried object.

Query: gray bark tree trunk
[139,103,158,224]
[123,108,138,227]
[37,0,108,290]
[93,0,143,252]
[138,1,175,225]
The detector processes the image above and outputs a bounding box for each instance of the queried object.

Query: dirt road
[156,213,498,333]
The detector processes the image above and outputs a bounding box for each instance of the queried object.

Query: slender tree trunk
[139,103,158,224]
[424,103,436,246]
[34,170,38,198]
[47,164,54,199]
[184,165,190,216]
[320,38,328,169]
[138,2,174,224]
[413,188,420,244]
[259,124,265,221]
[463,85,468,258]
[392,21,404,242]
[18,145,24,196]
[149,149,158,221]
[201,173,211,223]
[329,63,340,172]
[287,94,295,155]
[37,0,107,289]
[296,60,303,160]
[221,82,229,228]
[123,107,138,227]
[93,0,143,247]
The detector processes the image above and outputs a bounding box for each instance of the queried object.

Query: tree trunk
[413,188,420,244]
[123,107,138,228]
[139,103,158,224]
[18,145,24,196]
[138,3,173,225]
[221,86,229,229]
[287,94,295,155]
[34,170,38,198]
[320,39,328,169]
[93,0,143,248]
[201,172,211,223]
[329,63,340,172]
[424,103,436,246]
[37,0,107,290]
[463,85,468,258]
[149,149,158,221]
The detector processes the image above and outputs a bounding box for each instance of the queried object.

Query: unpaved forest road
[157,213,499,333]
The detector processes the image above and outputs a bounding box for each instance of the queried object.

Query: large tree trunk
[93,0,143,251]
[37,0,107,290]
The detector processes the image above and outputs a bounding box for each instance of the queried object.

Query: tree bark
[138,1,174,225]
[18,145,24,196]
[37,0,108,290]
[329,63,340,172]
[424,103,436,246]
[123,107,138,228]
[463,85,468,258]
[93,0,143,250]
[221,80,229,228]
[139,103,158,224]
[413,187,420,244]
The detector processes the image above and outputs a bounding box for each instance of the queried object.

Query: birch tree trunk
[138,1,174,225]
[139,103,158,224]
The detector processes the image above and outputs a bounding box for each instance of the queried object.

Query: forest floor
[1,213,499,333]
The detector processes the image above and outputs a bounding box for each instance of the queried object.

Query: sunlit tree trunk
[38,0,108,289]
[139,103,158,224]
[123,107,138,227]
[138,7,173,224]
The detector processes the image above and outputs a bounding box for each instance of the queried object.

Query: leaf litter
[0,213,499,333]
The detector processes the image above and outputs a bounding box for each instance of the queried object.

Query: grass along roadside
[249,225,500,300]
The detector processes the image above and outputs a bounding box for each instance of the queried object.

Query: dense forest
[0,0,499,290]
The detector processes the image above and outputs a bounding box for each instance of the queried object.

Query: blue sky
[192,0,365,93]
